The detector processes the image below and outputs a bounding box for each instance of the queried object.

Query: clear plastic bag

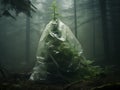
[30,19,86,82]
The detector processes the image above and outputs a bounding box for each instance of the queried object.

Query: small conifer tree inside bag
[30,1,102,83]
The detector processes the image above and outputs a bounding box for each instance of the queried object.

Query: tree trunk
[109,0,120,65]
[92,0,96,59]
[99,0,109,62]
[74,0,78,38]
[26,15,30,63]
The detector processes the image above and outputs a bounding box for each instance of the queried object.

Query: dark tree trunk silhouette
[74,0,78,38]
[109,0,120,64]
[26,15,30,63]
[92,0,96,59]
[99,0,109,62]
[99,0,120,65]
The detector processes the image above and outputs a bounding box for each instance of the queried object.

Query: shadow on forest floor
[0,71,120,90]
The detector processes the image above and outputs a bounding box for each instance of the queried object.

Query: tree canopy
[0,0,36,18]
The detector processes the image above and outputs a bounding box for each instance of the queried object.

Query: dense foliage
[42,21,103,82]
[0,0,36,18]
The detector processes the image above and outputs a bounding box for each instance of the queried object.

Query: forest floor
[0,71,120,90]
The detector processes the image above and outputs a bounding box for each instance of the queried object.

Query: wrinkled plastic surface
[30,19,85,82]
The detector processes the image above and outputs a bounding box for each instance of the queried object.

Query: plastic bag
[30,19,86,82]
